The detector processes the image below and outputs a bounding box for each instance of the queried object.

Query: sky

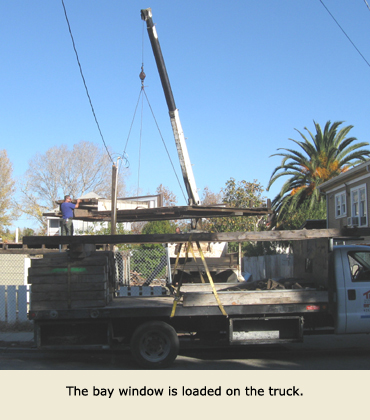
[2,0,370,230]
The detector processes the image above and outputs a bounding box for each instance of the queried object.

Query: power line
[61,0,113,163]
[319,0,370,69]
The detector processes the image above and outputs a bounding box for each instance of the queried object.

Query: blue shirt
[61,202,76,219]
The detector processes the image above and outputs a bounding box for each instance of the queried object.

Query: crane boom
[141,8,200,206]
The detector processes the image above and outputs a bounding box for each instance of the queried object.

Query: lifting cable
[122,21,187,201]
[61,0,113,164]
[142,88,187,203]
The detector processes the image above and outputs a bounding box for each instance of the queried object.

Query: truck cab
[332,245,370,334]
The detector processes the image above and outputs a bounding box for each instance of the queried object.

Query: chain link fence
[115,247,169,287]
[0,249,170,288]
[0,249,170,326]
[0,255,30,286]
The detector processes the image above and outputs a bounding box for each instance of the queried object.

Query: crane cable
[122,22,187,202]
[134,22,146,195]
[142,88,187,203]
[61,0,114,164]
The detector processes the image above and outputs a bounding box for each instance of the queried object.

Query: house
[45,192,163,236]
[319,160,370,240]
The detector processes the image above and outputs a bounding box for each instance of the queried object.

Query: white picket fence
[0,285,29,324]
[242,254,294,281]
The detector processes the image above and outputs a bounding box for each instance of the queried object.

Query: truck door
[344,250,370,333]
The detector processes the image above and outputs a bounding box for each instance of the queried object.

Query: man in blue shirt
[60,195,81,236]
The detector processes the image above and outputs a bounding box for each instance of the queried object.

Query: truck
[24,9,370,368]
[25,232,370,368]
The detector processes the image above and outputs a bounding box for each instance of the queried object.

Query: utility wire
[319,0,370,69]
[363,0,370,12]
[61,0,113,163]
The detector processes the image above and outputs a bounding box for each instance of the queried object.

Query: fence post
[18,286,28,322]
[0,285,5,322]
[7,286,17,323]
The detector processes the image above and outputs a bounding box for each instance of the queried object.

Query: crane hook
[139,64,146,86]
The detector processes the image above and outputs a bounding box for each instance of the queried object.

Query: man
[60,195,81,236]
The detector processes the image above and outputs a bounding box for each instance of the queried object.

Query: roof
[79,192,103,199]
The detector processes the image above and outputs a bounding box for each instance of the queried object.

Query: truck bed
[30,288,329,320]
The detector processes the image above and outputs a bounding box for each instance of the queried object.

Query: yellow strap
[171,238,192,318]
[188,243,206,283]
[171,243,182,278]
[196,241,228,317]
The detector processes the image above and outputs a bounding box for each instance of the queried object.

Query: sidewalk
[0,331,34,347]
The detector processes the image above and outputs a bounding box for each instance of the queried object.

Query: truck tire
[130,321,179,369]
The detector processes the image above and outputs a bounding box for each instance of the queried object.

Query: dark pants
[61,218,73,236]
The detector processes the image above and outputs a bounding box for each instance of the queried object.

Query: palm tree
[267,121,370,227]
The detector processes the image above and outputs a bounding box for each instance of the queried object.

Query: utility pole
[111,163,118,236]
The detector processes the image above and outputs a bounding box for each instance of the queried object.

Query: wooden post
[238,242,242,280]
[111,164,118,251]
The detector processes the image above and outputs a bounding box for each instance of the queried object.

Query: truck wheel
[130,321,179,369]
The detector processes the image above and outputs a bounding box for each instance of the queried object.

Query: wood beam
[23,228,342,247]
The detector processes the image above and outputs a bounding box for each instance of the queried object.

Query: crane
[141,8,201,207]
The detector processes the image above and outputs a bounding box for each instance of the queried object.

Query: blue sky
[2,1,370,230]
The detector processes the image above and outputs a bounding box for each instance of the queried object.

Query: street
[1,333,370,369]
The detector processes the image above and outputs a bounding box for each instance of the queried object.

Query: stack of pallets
[28,251,115,310]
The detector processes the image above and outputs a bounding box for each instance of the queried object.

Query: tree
[20,227,36,237]
[204,178,268,252]
[201,186,222,206]
[0,150,17,234]
[267,121,370,227]
[140,220,177,249]
[19,141,126,227]
[156,184,177,207]
[141,220,177,235]
[279,200,326,230]
[206,178,267,234]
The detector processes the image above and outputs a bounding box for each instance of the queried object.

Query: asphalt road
[1,333,370,369]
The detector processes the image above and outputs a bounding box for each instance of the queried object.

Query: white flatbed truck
[25,232,370,368]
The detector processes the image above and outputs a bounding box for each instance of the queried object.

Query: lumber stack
[28,251,115,310]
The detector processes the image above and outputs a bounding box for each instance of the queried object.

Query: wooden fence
[0,285,29,324]
[242,254,294,281]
